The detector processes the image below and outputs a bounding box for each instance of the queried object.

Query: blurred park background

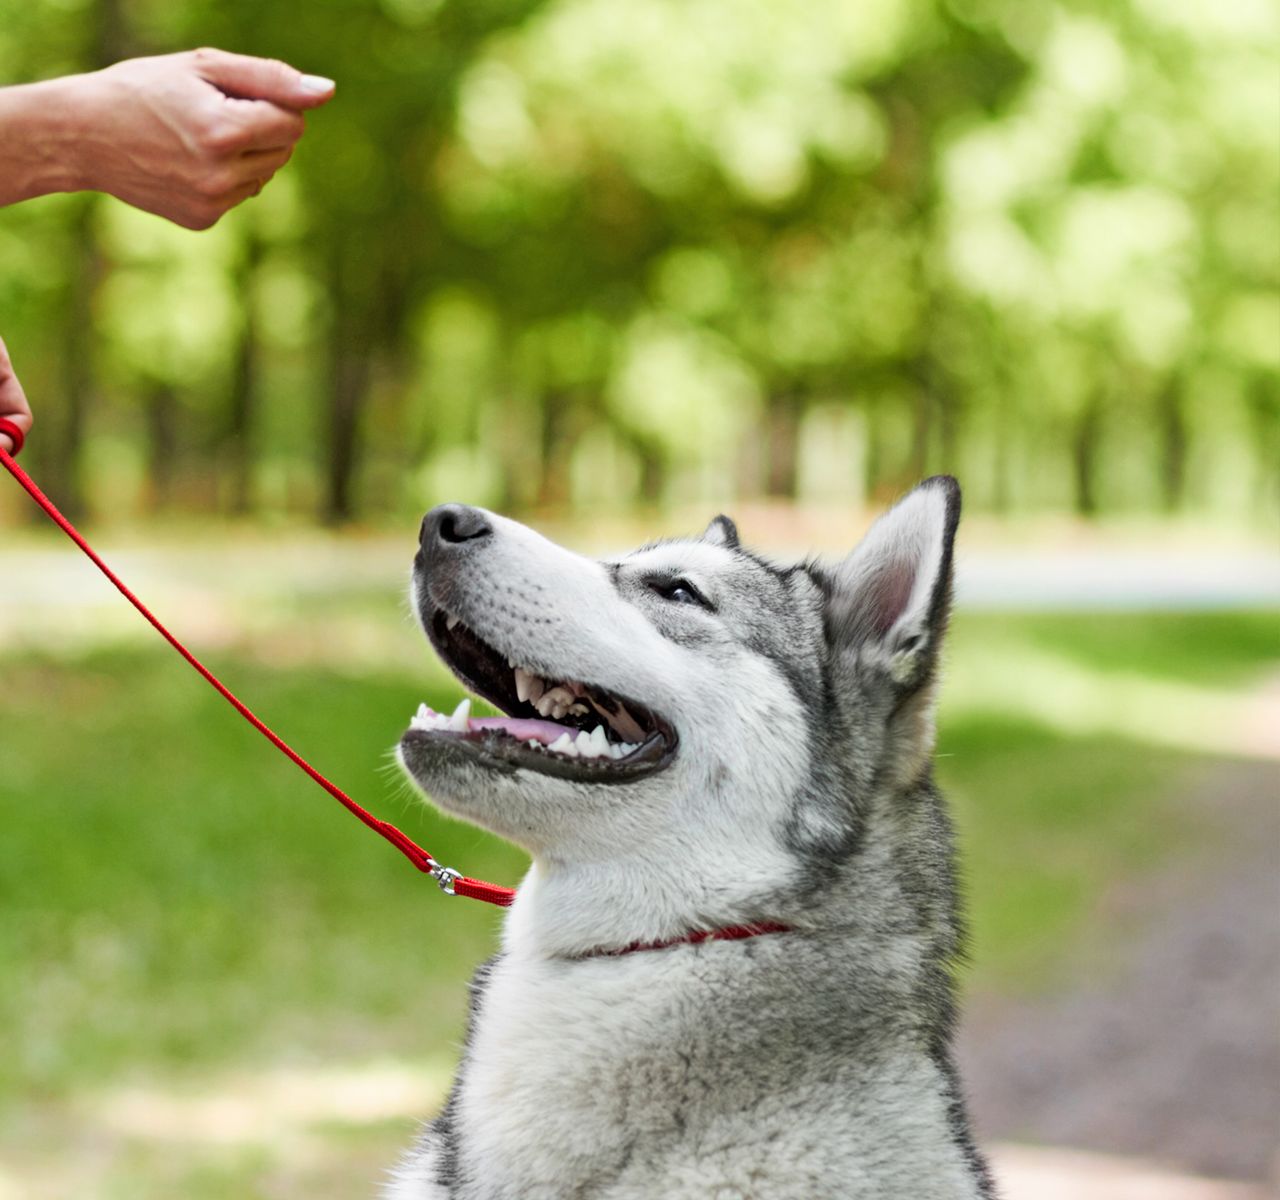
[1,0,1277,1196]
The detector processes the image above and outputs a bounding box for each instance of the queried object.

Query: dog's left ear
[825,476,960,689]
[701,514,740,549]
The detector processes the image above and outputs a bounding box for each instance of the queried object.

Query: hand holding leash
[0,335,30,455]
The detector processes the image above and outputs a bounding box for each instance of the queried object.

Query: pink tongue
[468,715,578,744]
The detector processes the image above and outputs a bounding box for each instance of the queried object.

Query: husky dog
[391,476,993,1199]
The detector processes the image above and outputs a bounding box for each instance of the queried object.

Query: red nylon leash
[0,418,514,908]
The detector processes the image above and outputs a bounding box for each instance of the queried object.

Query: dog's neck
[502,841,799,960]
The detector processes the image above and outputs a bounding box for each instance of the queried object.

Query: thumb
[191,47,335,110]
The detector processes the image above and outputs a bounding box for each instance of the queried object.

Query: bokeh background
[1,0,1277,1196]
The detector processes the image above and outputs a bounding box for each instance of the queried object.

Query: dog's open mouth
[401,610,677,782]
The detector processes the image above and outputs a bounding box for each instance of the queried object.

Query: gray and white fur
[390,476,994,1199]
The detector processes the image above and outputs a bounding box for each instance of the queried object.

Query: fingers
[227,99,305,152]
[0,335,33,455]
[236,144,295,182]
[191,47,334,111]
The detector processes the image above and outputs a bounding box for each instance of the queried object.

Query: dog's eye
[651,578,709,608]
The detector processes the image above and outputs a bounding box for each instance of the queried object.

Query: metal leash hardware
[429,863,464,896]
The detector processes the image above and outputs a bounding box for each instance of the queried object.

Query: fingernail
[300,74,335,94]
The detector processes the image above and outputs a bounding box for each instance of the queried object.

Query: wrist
[34,74,100,193]
[0,74,96,198]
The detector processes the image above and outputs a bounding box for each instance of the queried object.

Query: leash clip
[430,863,463,896]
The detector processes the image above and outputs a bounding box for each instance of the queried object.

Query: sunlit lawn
[0,609,1275,1197]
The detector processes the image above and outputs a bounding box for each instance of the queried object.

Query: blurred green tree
[0,0,1275,525]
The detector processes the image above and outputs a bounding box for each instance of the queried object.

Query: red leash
[0,419,514,908]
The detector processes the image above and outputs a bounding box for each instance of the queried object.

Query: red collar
[585,921,791,959]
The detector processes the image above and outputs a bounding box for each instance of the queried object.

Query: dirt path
[958,756,1280,1186]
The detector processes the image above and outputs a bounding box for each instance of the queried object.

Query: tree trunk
[226,235,264,516]
[1071,397,1103,518]
[991,387,1012,515]
[764,392,802,498]
[52,198,100,519]
[863,395,884,503]
[324,309,370,525]
[535,389,574,509]
[144,382,178,511]
[1157,380,1187,513]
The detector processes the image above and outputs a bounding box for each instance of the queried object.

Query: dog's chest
[454,953,690,1190]
[442,951,983,1200]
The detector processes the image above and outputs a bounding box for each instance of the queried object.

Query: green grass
[948,609,1279,690]
[0,653,526,1106]
[0,609,1274,1195]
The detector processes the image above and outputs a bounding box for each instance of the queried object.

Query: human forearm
[0,50,333,227]
[0,75,90,205]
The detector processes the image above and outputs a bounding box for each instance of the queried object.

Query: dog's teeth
[449,698,471,732]
[548,733,578,757]
[567,702,588,716]
[575,726,609,758]
[514,668,534,704]
[526,738,540,749]
[539,686,573,719]
[411,703,446,732]
[445,614,459,631]
[526,676,545,704]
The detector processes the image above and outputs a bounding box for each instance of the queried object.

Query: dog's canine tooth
[445,614,460,631]
[514,668,534,703]
[449,698,471,732]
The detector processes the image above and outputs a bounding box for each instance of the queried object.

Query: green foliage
[0,0,1276,524]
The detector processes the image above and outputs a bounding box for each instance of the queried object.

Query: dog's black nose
[422,504,492,549]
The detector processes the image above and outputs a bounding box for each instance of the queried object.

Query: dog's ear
[701,514,740,549]
[825,476,960,688]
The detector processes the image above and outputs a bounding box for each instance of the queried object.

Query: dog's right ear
[701,514,740,549]
[824,476,960,690]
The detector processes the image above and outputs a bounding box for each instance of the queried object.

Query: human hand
[0,334,32,455]
[62,49,334,230]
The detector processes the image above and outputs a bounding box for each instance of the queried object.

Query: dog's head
[399,477,960,949]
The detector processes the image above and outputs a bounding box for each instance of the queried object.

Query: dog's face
[398,479,961,898]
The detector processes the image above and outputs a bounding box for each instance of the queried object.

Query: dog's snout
[423,504,493,550]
